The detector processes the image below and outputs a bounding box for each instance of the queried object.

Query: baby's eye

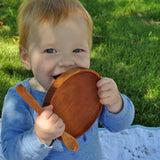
[44,48,57,54]
[73,49,84,53]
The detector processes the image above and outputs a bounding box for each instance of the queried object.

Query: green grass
[0,0,160,126]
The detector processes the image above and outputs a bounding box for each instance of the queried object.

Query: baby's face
[26,13,90,91]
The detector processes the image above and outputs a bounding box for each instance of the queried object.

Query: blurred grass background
[0,0,160,126]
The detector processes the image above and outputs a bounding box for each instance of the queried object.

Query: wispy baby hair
[18,0,93,51]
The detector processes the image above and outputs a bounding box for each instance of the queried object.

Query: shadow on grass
[0,65,33,117]
[91,57,160,127]
[81,0,160,47]
[0,0,20,39]
[2,66,33,79]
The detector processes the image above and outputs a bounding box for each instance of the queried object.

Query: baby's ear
[19,46,31,70]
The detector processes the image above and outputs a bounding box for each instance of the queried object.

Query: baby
[1,0,135,159]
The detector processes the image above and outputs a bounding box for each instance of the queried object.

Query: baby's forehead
[27,14,89,48]
[42,10,88,27]
[29,12,89,37]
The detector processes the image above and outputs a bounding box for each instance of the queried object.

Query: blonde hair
[18,0,93,51]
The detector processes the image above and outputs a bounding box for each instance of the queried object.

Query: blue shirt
[1,79,134,160]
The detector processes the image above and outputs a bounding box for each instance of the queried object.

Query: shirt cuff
[103,94,133,118]
[99,93,135,132]
[22,127,53,159]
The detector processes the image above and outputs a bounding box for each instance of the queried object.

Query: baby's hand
[97,77,123,114]
[34,105,65,146]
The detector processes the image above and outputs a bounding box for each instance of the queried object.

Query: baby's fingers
[44,105,54,111]
[50,113,59,123]
[97,77,113,87]
[50,113,65,128]
[40,108,53,119]
[57,118,65,128]
[98,90,110,99]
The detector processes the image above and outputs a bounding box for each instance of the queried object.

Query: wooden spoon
[16,84,79,152]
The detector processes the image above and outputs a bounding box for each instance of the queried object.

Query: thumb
[40,105,54,119]
[44,105,54,111]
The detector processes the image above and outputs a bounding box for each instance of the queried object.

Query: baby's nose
[58,54,75,67]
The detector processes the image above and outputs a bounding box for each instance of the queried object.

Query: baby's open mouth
[53,74,61,79]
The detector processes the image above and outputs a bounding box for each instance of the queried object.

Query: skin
[20,13,122,146]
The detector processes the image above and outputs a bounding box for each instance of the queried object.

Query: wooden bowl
[43,67,103,138]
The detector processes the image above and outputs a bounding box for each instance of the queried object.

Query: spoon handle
[16,84,79,151]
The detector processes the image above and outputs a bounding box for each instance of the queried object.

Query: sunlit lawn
[0,0,160,126]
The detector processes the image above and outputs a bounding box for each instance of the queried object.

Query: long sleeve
[99,93,135,132]
[1,83,53,160]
